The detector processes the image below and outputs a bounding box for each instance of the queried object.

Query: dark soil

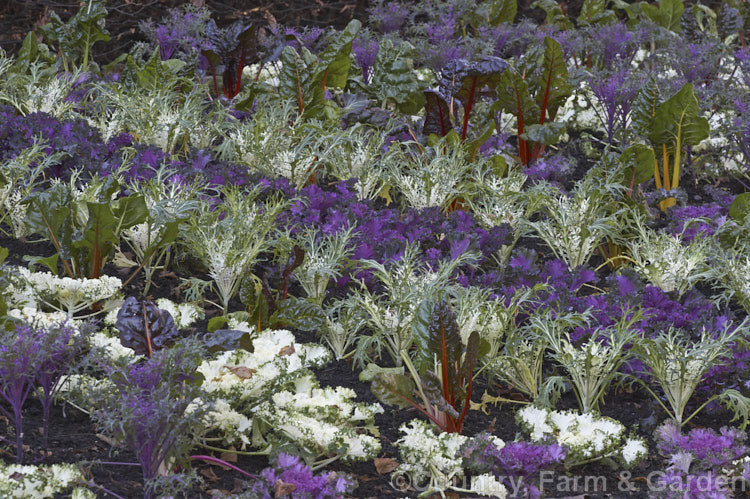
[1,229,746,499]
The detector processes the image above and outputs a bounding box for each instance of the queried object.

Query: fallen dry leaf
[96,433,119,447]
[221,446,238,463]
[200,467,220,483]
[279,344,296,356]
[225,366,257,379]
[374,457,399,475]
[274,478,297,497]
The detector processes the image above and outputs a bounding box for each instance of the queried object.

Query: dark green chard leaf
[370,39,425,114]
[578,0,616,26]
[203,329,255,353]
[729,193,750,222]
[619,143,656,185]
[489,0,518,25]
[531,0,572,28]
[38,0,110,70]
[116,296,180,357]
[279,45,325,117]
[423,90,454,137]
[649,83,709,151]
[240,275,271,333]
[316,19,361,89]
[630,75,660,137]
[270,297,326,332]
[520,122,566,145]
[371,372,417,409]
[640,0,684,33]
[537,36,571,124]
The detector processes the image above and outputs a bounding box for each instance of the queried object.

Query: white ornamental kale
[0,462,93,499]
[348,243,475,366]
[255,375,383,463]
[197,329,331,447]
[632,322,750,428]
[19,268,121,318]
[387,137,473,211]
[395,419,508,498]
[708,250,750,314]
[537,311,640,413]
[289,226,355,306]
[629,217,711,298]
[517,406,647,467]
[526,176,620,270]
[181,185,287,314]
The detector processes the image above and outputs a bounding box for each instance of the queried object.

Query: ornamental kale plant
[91,341,206,499]
[34,322,84,450]
[244,452,356,499]
[181,185,288,314]
[651,421,750,498]
[0,323,43,463]
[632,322,750,428]
[461,432,566,498]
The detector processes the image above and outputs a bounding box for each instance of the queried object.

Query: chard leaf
[422,371,460,418]
[23,254,60,275]
[359,363,405,382]
[641,0,684,32]
[537,37,572,122]
[371,372,416,409]
[72,202,119,278]
[279,45,325,117]
[489,0,518,25]
[370,39,424,114]
[520,122,566,145]
[443,57,509,107]
[116,296,179,357]
[203,329,254,353]
[648,83,709,149]
[630,75,660,137]
[620,143,656,185]
[270,297,326,332]
[111,194,148,232]
[423,90,454,137]
[316,20,360,89]
[240,275,270,332]
[729,193,750,222]
[578,0,617,25]
[22,182,72,246]
[531,0,572,28]
[411,299,435,374]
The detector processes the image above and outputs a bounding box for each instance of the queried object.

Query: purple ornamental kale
[0,324,43,463]
[139,5,210,61]
[100,344,204,499]
[34,322,83,450]
[368,1,410,33]
[248,453,356,498]
[462,433,566,499]
[656,421,749,469]
[352,36,379,84]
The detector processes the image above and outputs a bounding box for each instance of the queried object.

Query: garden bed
[1,0,750,498]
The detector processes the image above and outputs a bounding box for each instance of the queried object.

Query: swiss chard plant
[627,78,710,211]
[38,0,110,72]
[495,36,573,166]
[115,296,181,358]
[278,20,361,118]
[370,300,481,434]
[202,19,260,99]
[22,176,148,279]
